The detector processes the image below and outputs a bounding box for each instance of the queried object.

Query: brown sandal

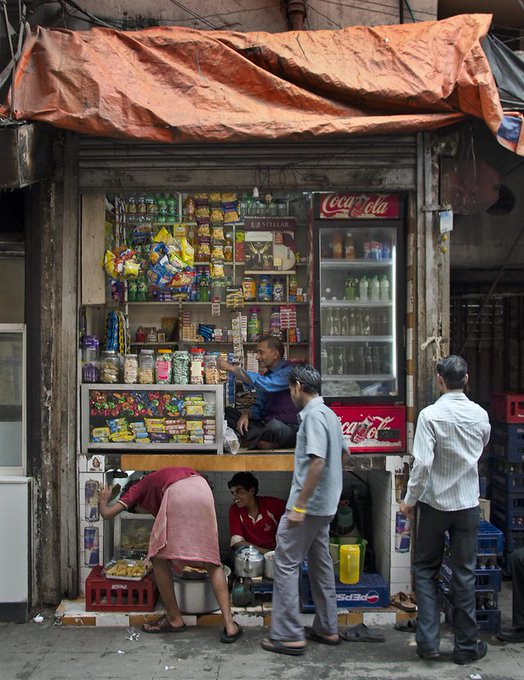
[142,615,187,634]
[390,592,417,612]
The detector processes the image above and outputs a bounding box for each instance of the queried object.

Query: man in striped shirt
[400,355,490,665]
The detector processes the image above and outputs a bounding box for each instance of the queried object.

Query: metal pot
[173,566,230,614]
[264,551,275,579]
[234,546,264,578]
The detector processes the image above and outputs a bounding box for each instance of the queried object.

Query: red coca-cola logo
[339,415,395,444]
[319,193,399,219]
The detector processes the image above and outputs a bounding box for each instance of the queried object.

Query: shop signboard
[319,193,400,220]
[330,404,406,453]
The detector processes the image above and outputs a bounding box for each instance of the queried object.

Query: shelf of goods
[81,384,224,454]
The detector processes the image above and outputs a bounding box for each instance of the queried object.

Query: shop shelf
[491,393,524,424]
[440,557,501,591]
[439,587,500,633]
[491,423,524,463]
[85,565,158,612]
[491,503,524,530]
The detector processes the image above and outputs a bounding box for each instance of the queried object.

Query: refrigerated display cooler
[313,193,406,453]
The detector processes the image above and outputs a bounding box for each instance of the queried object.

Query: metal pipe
[286,0,307,31]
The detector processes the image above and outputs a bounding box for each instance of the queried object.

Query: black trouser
[225,407,298,449]
[413,502,480,654]
[512,547,524,628]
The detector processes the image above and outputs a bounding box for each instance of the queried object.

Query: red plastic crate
[85,565,158,612]
[491,393,524,424]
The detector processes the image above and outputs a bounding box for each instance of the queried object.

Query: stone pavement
[1,582,523,680]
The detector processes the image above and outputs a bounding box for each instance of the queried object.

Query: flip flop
[141,616,187,634]
[394,619,417,632]
[305,626,341,646]
[340,623,385,643]
[261,638,305,656]
[390,592,417,612]
[220,623,243,644]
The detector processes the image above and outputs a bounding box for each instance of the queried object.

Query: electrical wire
[165,0,223,30]
[308,5,343,29]
[318,0,431,19]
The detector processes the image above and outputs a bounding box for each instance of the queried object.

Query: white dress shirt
[404,391,491,512]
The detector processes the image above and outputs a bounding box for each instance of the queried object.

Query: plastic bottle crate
[299,565,389,612]
[445,520,503,556]
[439,587,500,633]
[491,502,524,530]
[490,460,524,493]
[502,529,524,553]
[491,423,524,463]
[85,565,158,612]
[491,393,524,424]
[440,557,501,591]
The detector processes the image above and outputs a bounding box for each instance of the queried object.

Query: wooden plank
[81,193,106,305]
[121,453,295,472]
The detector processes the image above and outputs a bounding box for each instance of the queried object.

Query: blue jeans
[413,502,480,654]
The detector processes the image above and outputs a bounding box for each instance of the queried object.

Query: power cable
[165,0,223,30]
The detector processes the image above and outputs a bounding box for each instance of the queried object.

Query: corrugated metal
[78,135,418,191]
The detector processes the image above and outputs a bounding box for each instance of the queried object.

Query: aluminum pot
[173,566,230,614]
[234,546,264,578]
[264,551,275,579]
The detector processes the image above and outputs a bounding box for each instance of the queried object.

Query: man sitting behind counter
[228,472,286,554]
[218,336,299,450]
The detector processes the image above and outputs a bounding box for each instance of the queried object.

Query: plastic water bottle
[359,276,368,301]
[380,275,390,301]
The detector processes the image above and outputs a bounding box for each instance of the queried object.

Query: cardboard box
[479,498,491,521]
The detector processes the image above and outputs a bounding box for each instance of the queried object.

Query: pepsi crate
[490,460,524,493]
[491,393,524,424]
[440,557,501,591]
[300,566,389,612]
[439,587,500,633]
[502,529,524,553]
[445,520,504,556]
[491,423,524,463]
[491,503,524,530]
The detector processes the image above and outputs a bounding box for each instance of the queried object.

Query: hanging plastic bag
[223,419,240,454]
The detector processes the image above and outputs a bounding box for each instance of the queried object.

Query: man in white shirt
[400,355,490,666]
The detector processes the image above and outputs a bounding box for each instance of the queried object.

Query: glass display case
[313,194,405,402]
[81,384,224,453]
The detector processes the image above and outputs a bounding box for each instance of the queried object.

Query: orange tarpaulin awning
[3,13,523,153]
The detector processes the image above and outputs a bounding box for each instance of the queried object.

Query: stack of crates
[490,393,524,573]
[439,520,504,632]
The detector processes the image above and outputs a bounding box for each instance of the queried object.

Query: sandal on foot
[394,618,417,632]
[340,623,385,643]
[220,623,243,643]
[305,626,341,645]
[261,638,305,656]
[142,616,187,634]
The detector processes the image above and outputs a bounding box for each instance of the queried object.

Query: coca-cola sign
[330,405,406,452]
[319,193,400,220]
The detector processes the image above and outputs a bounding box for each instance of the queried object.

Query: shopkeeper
[218,336,299,449]
[98,467,242,643]
[228,472,286,554]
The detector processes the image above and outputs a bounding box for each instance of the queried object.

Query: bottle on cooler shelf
[344,232,355,259]
[364,345,373,374]
[335,346,345,375]
[320,347,328,374]
[358,276,368,301]
[370,275,380,301]
[332,231,344,259]
[346,345,355,374]
[362,313,371,336]
[344,277,356,301]
[326,308,335,336]
[372,346,381,374]
[340,308,349,336]
[355,345,365,374]
[332,308,341,336]
[380,275,390,301]
[348,310,356,335]
[381,309,389,335]
[326,346,335,375]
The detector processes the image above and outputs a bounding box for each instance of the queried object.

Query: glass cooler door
[317,224,401,400]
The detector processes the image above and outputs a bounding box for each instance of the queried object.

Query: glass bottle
[326,346,335,375]
[359,276,368,301]
[346,345,355,375]
[364,345,373,374]
[348,310,356,335]
[380,274,390,301]
[100,350,121,384]
[326,308,335,336]
[370,276,380,301]
[340,308,349,336]
[355,344,365,375]
[335,346,345,375]
[332,308,341,336]
[344,232,355,259]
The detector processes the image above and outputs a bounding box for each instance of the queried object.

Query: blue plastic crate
[490,485,524,512]
[503,529,524,553]
[490,460,524,493]
[491,423,524,463]
[440,557,501,591]
[300,566,389,612]
[445,520,504,556]
[439,587,500,633]
[491,503,524,530]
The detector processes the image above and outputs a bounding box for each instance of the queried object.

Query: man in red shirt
[228,472,286,554]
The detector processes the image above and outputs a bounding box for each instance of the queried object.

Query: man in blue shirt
[261,363,349,655]
[219,336,299,449]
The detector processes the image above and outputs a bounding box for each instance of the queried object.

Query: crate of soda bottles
[445,520,503,556]
[85,565,158,612]
[491,393,524,424]
[439,586,500,633]
[490,460,524,493]
[440,556,501,591]
[491,423,524,463]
